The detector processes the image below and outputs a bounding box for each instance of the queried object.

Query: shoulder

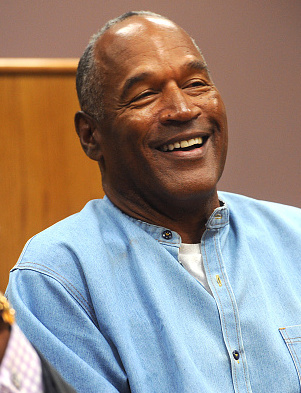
[218,191,301,229]
[10,199,112,290]
[9,196,136,294]
[15,198,112,264]
[8,199,115,325]
[219,191,301,214]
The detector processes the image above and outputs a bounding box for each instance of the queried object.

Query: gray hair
[75,11,204,122]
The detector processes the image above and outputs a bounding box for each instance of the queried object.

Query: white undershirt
[179,243,213,296]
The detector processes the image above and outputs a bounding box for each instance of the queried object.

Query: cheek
[114,108,157,146]
[205,95,228,138]
[122,105,158,125]
[205,92,226,116]
[205,94,228,155]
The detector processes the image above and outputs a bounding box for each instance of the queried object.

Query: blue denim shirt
[6,192,301,392]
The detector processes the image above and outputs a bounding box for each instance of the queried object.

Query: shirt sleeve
[6,268,129,393]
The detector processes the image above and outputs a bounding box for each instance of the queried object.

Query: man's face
[94,16,228,210]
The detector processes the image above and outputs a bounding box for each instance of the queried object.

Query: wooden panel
[0,60,104,292]
[0,58,79,73]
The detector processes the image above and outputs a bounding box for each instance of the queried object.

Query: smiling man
[75,13,227,244]
[6,11,301,393]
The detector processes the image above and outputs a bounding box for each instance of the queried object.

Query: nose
[159,84,201,124]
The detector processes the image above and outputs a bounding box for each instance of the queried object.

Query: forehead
[95,16,205,80]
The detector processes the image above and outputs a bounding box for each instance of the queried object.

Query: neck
[106,187,220,244]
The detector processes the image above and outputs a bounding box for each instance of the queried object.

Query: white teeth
[180,140,189,148]
[161,137,203,152]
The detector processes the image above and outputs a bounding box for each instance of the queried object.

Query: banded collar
[205,200,229,229]
[104,196,229,246]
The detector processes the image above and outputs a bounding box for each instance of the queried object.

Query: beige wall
[0,1,300,288]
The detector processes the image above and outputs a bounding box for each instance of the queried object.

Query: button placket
[201,228,252,393]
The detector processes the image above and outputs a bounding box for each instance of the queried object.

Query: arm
[6,268,129,393]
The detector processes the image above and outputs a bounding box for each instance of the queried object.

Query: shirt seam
[281,328,301,378]
[15,262,98,326]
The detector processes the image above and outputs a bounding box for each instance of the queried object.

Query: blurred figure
[0,293,76,393]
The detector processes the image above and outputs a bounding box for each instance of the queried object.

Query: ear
[74,111,103,161]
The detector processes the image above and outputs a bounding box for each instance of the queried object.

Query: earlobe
[74,111,103,161]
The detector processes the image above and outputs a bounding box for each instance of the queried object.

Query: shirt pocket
[279,325,301,384]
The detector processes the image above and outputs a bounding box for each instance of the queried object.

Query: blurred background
[1,0,300,290]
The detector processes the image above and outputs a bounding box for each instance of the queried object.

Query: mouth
[158,136,209,152]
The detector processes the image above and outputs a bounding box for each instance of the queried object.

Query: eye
[131,90,157,103]
[183,79,207,89]
[182,79,210,95]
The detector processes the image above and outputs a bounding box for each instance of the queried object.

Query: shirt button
[232,350,240,360]
[162,230,172,240]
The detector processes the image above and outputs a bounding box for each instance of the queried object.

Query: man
[0,293,76,392]
[6,11,301,393]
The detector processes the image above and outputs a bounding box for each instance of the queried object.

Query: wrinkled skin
[75,15,228,242]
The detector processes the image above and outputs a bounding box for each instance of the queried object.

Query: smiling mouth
[159,136,208,152]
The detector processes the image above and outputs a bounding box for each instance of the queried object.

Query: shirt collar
[205,197,229,230]
[104,195,229,246]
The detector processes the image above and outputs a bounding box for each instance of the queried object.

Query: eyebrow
[121,72,152,100]
[185,60,208,73]
[121,59,209,100]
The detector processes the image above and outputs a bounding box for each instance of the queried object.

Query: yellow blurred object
[0,293,15,326]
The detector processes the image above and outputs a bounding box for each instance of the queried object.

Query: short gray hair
[76,11,166,121]
[75,11,205,121]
